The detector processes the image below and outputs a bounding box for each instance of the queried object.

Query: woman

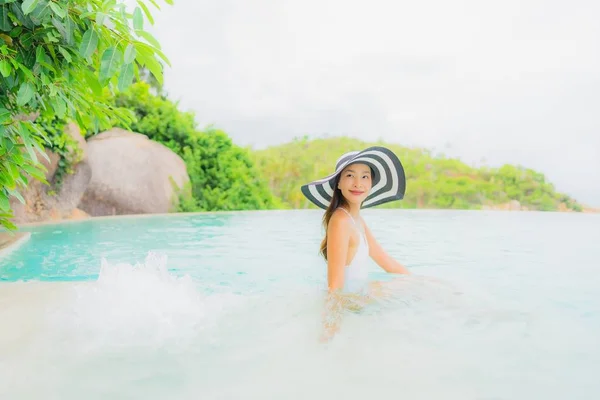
[301,146,411,340]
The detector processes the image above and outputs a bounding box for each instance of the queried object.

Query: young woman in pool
[301,146,411,341]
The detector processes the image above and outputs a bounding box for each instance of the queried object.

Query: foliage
[0,0,172,230]
[105,81,282,211]
[251,136,584,212]
[36,114,82,194]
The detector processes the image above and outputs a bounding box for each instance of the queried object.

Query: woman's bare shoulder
[328,209,351,231]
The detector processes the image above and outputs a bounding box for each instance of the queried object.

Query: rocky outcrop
[9,122,92,223]
[9,126,190,224]
[482,200,521,211]
[78,128,190,216]
[48,123,92,216]
[482,200,531,211]
[582,206,600,213]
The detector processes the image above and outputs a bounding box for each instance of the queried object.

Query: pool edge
[14,209,321,229]
[0,232,31,258]
[11,207,598,230]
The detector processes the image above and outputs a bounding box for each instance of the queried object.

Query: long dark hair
[319,175,348,261]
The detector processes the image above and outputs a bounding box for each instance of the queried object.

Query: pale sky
[142,0,600,206]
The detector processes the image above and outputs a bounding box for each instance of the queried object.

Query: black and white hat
[300,146,406,210]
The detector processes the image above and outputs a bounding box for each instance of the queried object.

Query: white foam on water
[0,251,246,399]
[188,275,598,400]
[56,252,243,349]
[173,277,513,399]
[1,253,598,400]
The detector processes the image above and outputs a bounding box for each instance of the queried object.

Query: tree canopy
[0,0,171,230]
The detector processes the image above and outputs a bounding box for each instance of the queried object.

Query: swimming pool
[0,209,598,399]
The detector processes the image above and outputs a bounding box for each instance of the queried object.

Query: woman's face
[337,163,372,205]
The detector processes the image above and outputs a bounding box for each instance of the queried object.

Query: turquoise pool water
[0,209,599,399]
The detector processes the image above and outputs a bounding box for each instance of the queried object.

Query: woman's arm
[321,211,350,342]
[362,219,411,274]
[326,211,350,291]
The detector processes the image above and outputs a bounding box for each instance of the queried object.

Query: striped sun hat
[300,146,406,210]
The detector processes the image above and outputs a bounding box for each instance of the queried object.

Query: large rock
[10,123,92,224]
[78,128,190,216]
[50,122,92,214]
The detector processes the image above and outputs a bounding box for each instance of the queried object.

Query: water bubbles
[45,251,245,352]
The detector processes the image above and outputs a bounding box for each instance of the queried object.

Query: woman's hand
[321,291,344,342]
[362,220,411,275]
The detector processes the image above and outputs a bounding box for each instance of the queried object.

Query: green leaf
[99,46,122,83]
[136,0,153,25]
[0,107,10,124]
[118,62,134,91]
[9,26,23,37]
[16,82,34,106]
[0,191,9,211]
[0,59,10,77]
[21,163,46,181]
[52,96,66,118]
[96,11,106,26]
[37,60,56,73]
[18,64,35,81]
[20,32,35,51]
[51,17,68,40]
[123,43,136,64]
[102,0,118,10]
[4,164,18,188]
[153,48,170,67]
[147,0,161,10]
[78,28,98,59]
[46,43,57,63]
[63,16,74,45]
[45,30,58,43]
[48,1,65,18]
[40,72,50,85]
[0,218,17,231]
[135,29,160,49]
[10,3,33,29]
[133,6,143,30]
[27,122,50,146]
[35,45,46,63]
[136,42,170,67]
[57,93,75,117]
[29,1,50,24]
[142,55,162,85]
[21,0,39,15]
[7,187,25,204]
[0,5,11,32]
[57,46,71,63]
[16,122,38,162]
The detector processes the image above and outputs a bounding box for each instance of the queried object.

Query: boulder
[507,200,521,211]
[49,122,92,214]
[78,128,190,216]
[10,123,92,224]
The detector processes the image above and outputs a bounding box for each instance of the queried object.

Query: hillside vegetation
[41,81,584,215]
[38,81,585,215]
[251,136,583,212]
[101,82,282,212]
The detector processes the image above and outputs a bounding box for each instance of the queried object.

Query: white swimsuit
[337,208,370,293]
